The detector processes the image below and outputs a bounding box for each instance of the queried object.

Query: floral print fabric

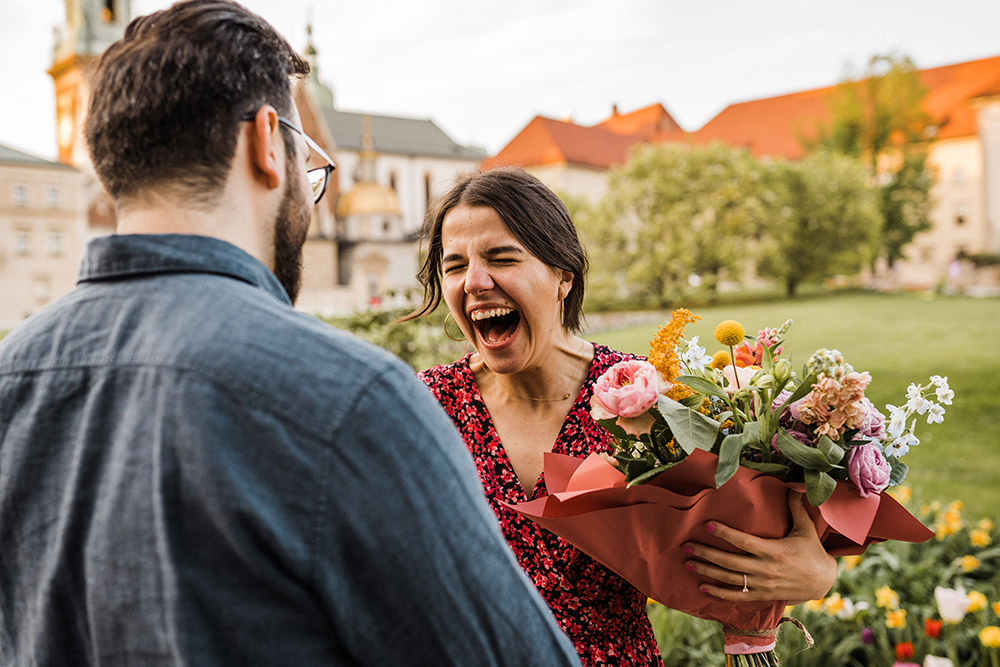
[419,345,662,666]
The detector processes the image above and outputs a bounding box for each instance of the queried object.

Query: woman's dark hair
[85,0,309,204]
[403,166,589,332]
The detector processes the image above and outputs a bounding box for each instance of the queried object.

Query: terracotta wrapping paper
[510,448,934,636]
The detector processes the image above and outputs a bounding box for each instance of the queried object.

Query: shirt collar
[78,234,291,305]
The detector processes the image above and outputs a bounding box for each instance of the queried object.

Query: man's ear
[246,106,283,190]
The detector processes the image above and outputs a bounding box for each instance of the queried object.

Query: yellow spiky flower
[648,309,700,403]
[714,320,745,347]
[710,350,731,370]
[648,309,700,380]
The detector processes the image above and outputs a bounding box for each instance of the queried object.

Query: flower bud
[753,372,775,389]
[773,359,792,385]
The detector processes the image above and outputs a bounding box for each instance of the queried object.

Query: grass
[587,291,1000,521]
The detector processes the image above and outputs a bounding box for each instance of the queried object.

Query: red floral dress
[418,345,662,666]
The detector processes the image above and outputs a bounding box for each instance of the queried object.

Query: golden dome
[336,182,401,218]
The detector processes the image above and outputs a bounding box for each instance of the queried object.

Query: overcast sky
[1,0,999,161]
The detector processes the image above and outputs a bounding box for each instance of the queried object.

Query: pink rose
[855,397,887,440]
[847,442,891,497]
[591,360,669,419]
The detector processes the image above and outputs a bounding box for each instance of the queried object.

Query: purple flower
[860,627,874,645]
[847,442,891,497]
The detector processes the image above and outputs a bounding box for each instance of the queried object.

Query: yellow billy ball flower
[978,519,995,532]
[885,609,907,629]
[714,320,745,346]
[888,486,912,505]
[993,601,1000,617]
[968,590,988,613]
[710,349,731,370]
[980,626,1000,649]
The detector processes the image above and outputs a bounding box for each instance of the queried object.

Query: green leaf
[657,395,721,454]
[627,463,678,487]
[741,461,791,476]
[774,428,835,471]
[715,433,745,487]
[816,434,847,467]
[779,372,818,410]
[679,394,706,409]
[674,375,728,399]
[804,469,837,506]
[887,455,909,486]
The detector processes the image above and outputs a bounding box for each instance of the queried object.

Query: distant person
[403,167,837,665]
[0,2,580,665]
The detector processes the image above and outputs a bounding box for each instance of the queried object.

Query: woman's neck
[471,336,594,409]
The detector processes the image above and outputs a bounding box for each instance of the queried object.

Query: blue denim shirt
[0,234,579,666]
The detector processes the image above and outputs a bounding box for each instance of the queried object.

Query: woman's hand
[682,491,837,604]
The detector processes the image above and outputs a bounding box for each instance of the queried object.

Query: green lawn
[588,291,1000,521]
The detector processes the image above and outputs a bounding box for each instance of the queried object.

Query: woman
[404,167,836,665]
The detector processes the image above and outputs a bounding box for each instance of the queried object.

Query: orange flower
[648,309,700,381]
[925,618,943,638]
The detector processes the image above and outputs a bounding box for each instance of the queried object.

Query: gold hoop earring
[443,312,466,342]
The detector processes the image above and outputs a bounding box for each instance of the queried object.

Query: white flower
[930,375,948,388]
[884,439,909,458]
[935,586,970,623]
[923,656,954,667]
[926,403,945,424]
[936,385,955,405]
[907,394,932,415]
[885,432,919,458]
[906,383,923,401]
[886,404,907,438]
[681,336,712,369]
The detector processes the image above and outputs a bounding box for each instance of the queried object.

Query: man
[0,1,580,664]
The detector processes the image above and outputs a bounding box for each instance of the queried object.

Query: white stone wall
[0,163,86,328]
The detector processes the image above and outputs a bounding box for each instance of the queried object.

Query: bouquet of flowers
[511,310,947,666]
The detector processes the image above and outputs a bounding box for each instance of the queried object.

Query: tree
[814,52,936,268]
[758,151,882,297]
[578,142,771,308]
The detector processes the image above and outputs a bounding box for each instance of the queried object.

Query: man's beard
[272,170,311,304]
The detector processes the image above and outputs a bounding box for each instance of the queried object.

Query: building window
[47,232,64,256]
[423,173,432,212]
[389,172,398,192]
[46,186,61,209]
[14,230,31,255]
[382,219,392,234]
[12,183,27,207]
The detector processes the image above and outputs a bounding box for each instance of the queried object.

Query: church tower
[48,0,131,168]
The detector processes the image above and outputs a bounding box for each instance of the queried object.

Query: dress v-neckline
[462,352,598,501]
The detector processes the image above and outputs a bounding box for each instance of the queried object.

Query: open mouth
[470,307,521,345]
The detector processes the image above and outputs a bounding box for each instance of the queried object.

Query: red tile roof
[692,54,1000,159]
[485,116,646,170]
[488,54,1000,167]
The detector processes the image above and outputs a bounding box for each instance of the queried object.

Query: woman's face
[440,204,573,375]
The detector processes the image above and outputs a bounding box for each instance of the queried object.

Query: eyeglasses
[240,113,336,204]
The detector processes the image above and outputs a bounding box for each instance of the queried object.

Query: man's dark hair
[403,166,589,333]
[85,0,310,204]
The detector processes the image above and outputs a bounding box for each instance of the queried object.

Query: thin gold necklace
[513,389,573,403]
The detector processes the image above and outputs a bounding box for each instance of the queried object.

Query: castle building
[490,56,1000,292]
[0,1,485,321]
[0,144,86,327]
